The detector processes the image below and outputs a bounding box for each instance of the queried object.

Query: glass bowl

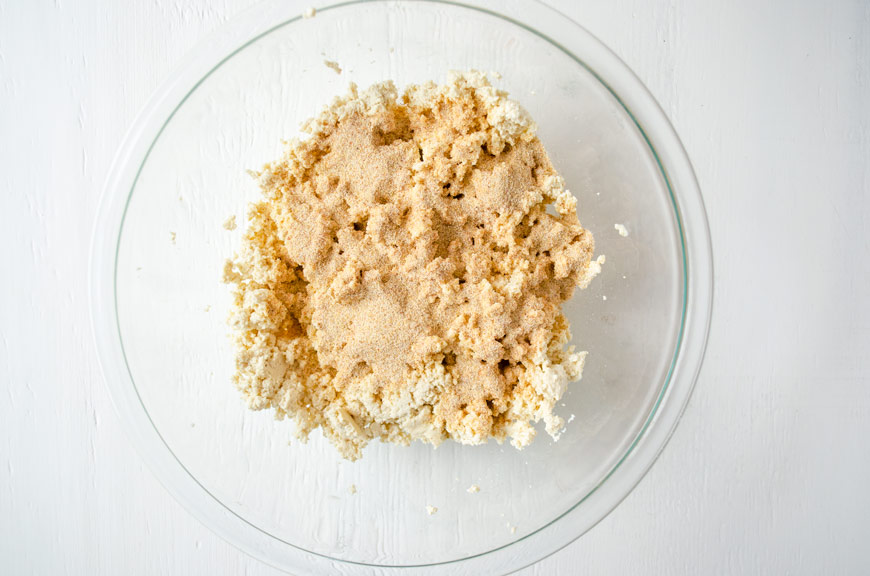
[90,1,713,574]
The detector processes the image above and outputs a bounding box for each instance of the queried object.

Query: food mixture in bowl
[223,71,603,460]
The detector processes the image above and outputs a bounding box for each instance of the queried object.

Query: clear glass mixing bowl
[90,1,713,574]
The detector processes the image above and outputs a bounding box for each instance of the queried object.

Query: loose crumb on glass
[169,231,176,244]
[467,484,480,493]
[324,60,342,74]
[426,505,438,515]
[302,6,316,18]
[223,215,237,230]
[614,223,629,237]
[349,484,357,495]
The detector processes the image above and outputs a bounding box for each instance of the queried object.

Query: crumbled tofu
[223,72,602,461]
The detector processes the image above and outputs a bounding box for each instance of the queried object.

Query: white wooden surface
[1,0,869,574]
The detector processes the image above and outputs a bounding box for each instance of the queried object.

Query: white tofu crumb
[579,254,606,288]
[467,484,480,493]
[324,60,342,74]
[426,505,438,515]
[302,6,316,18]
[223,215,237,230]
[169,231,176,244]
[204,305,211,312]
[510,526,517,534]
[568,414,575,423]
[349,484,357,495]
[614,223,629,237]
[602,295,607,301]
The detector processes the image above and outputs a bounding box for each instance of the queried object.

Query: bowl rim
[89,0,714,574]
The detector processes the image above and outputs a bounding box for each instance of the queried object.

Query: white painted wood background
[1,0,869,574]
